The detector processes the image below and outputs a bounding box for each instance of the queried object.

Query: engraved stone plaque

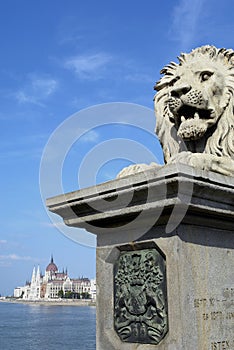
[114,248,168,345]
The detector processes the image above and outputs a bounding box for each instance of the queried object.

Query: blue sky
[0,0,233,296]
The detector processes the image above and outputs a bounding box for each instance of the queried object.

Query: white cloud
[170,0,204,49]
[64,53,112,79]
[0,254,35,261]
[15,90,42,106]
[32,78,57,97]
[15,76,58,106]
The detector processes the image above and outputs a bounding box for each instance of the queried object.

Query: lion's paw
[116,162,160,179]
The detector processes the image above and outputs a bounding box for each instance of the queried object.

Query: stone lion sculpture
[118,45,234,178]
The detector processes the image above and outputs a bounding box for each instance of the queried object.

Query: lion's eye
[200,71,214,82]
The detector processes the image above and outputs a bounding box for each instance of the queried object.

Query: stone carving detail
[114,248,168,344]
[118,46,234,178]
[154,45,234,177]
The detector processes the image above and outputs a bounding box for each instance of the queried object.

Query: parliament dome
[46,256,58,272]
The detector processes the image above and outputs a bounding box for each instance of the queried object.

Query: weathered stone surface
[47,164,234,240]
[47,165,234,349]
[155,46,234,177]
[96,227,233,350]
[118,46,234,178]
[114,246,168,345]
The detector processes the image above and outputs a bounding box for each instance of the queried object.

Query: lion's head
[154,46,234,163]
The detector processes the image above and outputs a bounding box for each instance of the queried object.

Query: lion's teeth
[194,112,199,120]
[181,116,185,122]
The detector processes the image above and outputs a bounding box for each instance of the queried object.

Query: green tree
[64,291,73,299]
[58,290,64,298]
[81,292,91,299]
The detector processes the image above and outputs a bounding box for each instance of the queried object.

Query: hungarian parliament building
[14,256,96,300]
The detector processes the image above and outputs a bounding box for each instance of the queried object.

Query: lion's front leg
[168,152,234,177]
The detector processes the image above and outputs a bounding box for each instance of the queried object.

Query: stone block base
[96,226,233,350]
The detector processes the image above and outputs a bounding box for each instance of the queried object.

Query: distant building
[14,256,96,301]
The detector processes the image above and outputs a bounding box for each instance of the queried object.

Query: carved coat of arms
[114,248,168,344]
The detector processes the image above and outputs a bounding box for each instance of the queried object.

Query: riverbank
[0,298,96,307]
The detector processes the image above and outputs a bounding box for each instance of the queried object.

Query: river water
[0,302,96,350]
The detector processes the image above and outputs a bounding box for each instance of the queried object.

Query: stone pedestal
[47,164,234,350]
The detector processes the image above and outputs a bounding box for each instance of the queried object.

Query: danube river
[0,302,96,350]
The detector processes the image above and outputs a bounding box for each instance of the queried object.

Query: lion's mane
[154,46,234,164]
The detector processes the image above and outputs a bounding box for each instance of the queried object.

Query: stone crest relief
[114,248,168,344]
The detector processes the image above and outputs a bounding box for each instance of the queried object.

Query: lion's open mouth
[175,105,213,141]
[176,105,212,123]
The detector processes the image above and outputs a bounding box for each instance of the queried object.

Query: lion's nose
[171,85,191,98]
